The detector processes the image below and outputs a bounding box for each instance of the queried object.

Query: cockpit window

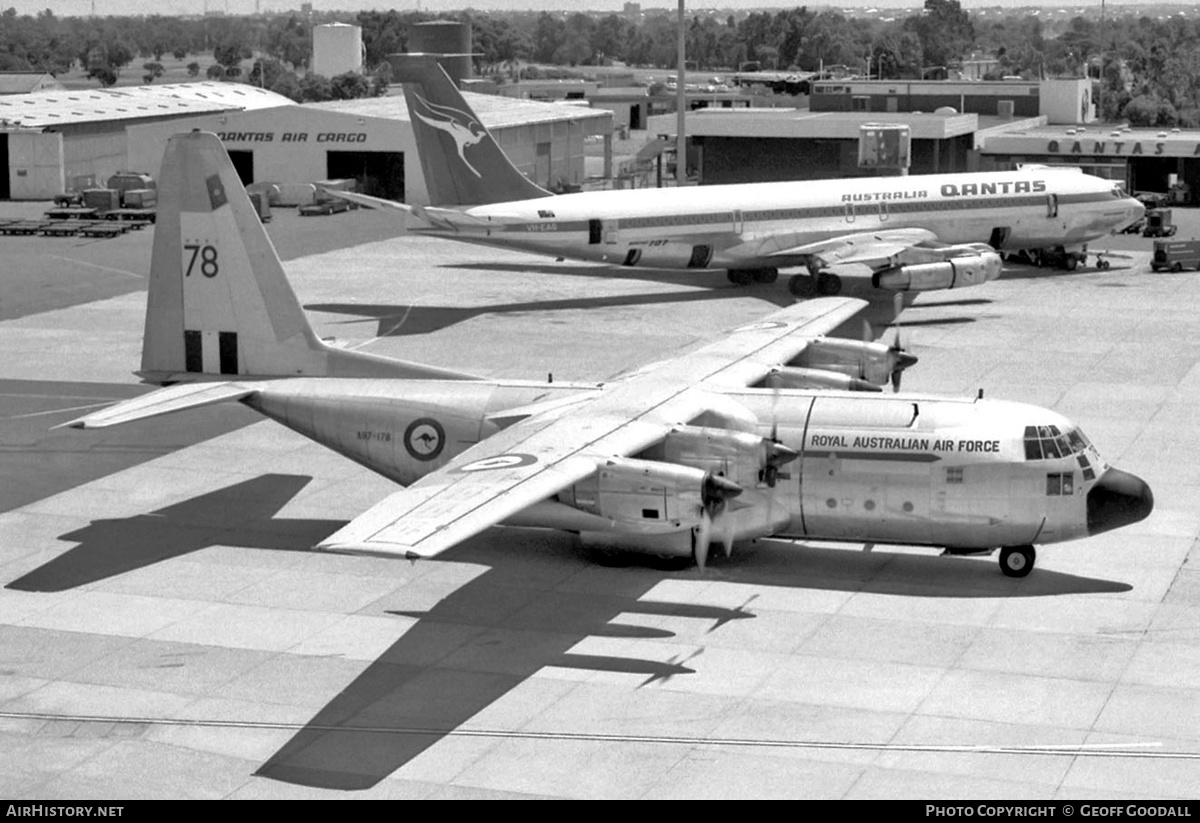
[1112,184,1129,199]
[1025,425,1092,461]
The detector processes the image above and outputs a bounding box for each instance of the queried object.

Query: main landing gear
[726,267,778,286]
[999,545,1036,578]
[787,271,842,297]
[1016,248,1090,271]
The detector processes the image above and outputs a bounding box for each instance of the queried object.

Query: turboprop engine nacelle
[640,425,799,486]
[763,366,883,392]
[873,252,1002,291]
[559,456,741,534]
[791,338,912,387]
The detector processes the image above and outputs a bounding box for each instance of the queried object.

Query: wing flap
[319,454,598,559]
[320,409,672,560]
[57,381,258,429]
[772,228,938,265]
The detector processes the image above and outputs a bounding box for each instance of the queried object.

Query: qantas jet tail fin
[390,53,553,207]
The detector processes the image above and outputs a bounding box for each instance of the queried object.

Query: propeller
[888,331,918,392]
[694,473,743,571]
[886,292,917,392]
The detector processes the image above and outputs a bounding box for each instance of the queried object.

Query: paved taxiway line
[44,255,146,280]
[1,709,1185,758]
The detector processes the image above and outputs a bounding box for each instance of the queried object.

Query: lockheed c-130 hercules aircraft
[325,55,1145,298]
[66,132,1154,578]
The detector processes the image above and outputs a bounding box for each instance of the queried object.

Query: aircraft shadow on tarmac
[996,262,1135,282]
[7,474,1132,790]
[258,532,1132,791]
[307,289,783,338]
[5,474,342,593]
[443,260,717,284]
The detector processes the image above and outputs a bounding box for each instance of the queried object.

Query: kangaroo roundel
[404,418,446,461]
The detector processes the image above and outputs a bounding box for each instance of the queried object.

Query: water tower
[312,23,363,78]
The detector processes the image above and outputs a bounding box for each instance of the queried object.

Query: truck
[1151,239,1200,272]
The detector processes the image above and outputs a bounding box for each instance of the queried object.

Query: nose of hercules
[1087,467,1154,536]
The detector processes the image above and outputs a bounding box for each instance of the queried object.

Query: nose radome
[1087,468,1154,536]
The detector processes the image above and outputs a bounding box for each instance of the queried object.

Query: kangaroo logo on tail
[411,93,487,178]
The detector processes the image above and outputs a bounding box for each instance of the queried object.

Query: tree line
[1,2,1199,124]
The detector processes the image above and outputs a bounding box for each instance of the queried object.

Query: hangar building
[0,83,291,199]
[127,91,612,205]
[980,125,1200,193]
[0,80,611,203]
[0,83,292,199]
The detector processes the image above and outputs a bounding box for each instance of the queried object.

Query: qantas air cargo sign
[215,132,369,143]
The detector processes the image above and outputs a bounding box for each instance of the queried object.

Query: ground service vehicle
[1151,239,1200,272]
[1143,208,1178,238]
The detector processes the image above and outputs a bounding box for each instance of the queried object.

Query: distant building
[957,59,1001,82]
[0,73,64,96]
[623,2,641,16]
[811,78,1095,126]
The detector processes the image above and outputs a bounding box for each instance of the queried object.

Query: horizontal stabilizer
[58,381,258,429]
[413,205,527,231]
[318,188,414,214]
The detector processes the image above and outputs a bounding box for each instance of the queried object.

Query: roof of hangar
[0,83,291,130]
[305,89,612,131]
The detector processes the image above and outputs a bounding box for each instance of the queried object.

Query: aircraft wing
[318,415,669,560]
[762,228,939,268]
[661,295,868,388]
[320,297,867,560]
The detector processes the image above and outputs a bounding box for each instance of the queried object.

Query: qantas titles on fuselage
[842,179,1048,202]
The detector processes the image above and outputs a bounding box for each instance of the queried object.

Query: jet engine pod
[872,252,1002,291]
[562,456,742,534]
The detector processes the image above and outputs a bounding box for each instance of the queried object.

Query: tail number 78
[184,244,219,278]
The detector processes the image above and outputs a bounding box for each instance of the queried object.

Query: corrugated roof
[0,82,291,130]
[305,89,611,130]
